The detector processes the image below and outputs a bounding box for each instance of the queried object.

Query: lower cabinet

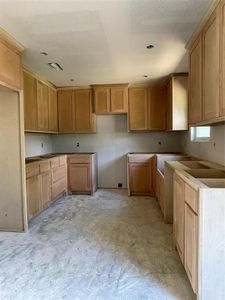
[68,154,97,195]
[26,175,41,220]
[40,171,51,209]
[156,170,164,213]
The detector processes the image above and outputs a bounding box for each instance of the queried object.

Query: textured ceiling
[0,0,212,86]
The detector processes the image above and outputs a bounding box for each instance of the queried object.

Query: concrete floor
[0,189,195,300]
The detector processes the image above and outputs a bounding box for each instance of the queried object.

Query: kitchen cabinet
[68,154,97,195]
[173,172,185,262]
[48,87,58,132]
[128,87,148,130]
[93,85,128,114]
[26,174,41,220]
[148,87,166,130]
[189,37,202,124]
[51,156,67,200]
[202,7,220,121]
[23,71,38,131]
[220,0,225,116]
[58,89,96,133]
[37,80,49,131]
[127,154,155,196]
[40,171,51,210]
[166,75,188,131]
[0,33,22,90]
[156,170,164,212]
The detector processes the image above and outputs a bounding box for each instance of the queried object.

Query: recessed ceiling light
[146,44,154,49]
[47,62,63,71]
[70,78,75,82]
[143,75,148,78]
[40,52,48,56]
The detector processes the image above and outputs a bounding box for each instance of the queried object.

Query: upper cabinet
[128,86,166,131]
[58,88,96,133]
[23,69,58,133]
[0,29,24,90]
[93,84,128,114]
[187,0,225,125]
[166,75,188,131]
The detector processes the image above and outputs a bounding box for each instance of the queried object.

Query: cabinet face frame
[48,87,58,132]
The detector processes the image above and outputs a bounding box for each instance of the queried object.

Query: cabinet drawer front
[51,157,60,169]
[26,163,39,178]
[52,178,67,200]
[39,161,51,174]
[68,155,91,164]
[52,165,67,183]
[59,155,67,166]
[185,183,198,214]
[128,154,154,163]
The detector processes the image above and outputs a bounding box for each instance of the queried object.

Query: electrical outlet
[41,143,44,148]
[118,183,123,188]
[158,141,162,145]
[76,142,79,147]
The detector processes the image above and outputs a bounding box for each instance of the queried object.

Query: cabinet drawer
[59,155,67,166]
[51,157,60,169]
[39,161,51,174]
[128,154,154,163]
[26,163,39,178]
[52,178,67,200]
[185,183,199,214]
[68,155,91,164]
[52,165,67,183]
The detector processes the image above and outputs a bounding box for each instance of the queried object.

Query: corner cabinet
[93,84,128,114]
[58,89,96,133]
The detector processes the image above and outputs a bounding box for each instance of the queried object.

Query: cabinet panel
[26,175,41,220]
[189,37,202,124]
[94,88,110,114]
[128,88,148,130]
[23,72,37,131]
[173,173,185,262]
[48,87,58,132]
[74,89,95,132]
[202,8,220,121]
[111,87,128,113]
[58,90,74,132]
[40,171,51,209]
[185,204,198,294]
[166,80,172,130]
[220,0,225,116]
[37,81,49,131]
[148,87,166,130]
[0,41,21,89]
[129,163,152,194]
[69,164,91,192]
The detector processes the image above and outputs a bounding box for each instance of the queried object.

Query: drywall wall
[181,123,225,166]
[25,133,52,157]
[52,115,183,188]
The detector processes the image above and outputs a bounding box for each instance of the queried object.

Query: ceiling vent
[47,62,63,71]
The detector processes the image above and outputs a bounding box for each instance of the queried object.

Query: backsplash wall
[51,115,183,188]
[25,133,53,157]
[181,123,225,165]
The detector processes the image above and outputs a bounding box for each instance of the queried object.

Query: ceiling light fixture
[47,62,63,71]
[143,75,148,78]
[70,78,75,82]
[146,44,154,49]
[40,52,48,56]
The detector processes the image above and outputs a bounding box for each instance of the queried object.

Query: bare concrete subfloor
[0,189,195,300]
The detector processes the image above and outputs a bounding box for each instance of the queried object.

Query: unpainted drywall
[181,124,225,166]
[25,133,53,157]
[51,115,183,188]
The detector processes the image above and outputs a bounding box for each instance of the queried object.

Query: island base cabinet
[26,175,41,220]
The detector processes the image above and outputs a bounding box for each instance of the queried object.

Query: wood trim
[23,66,56,90]
[0,27,25,53]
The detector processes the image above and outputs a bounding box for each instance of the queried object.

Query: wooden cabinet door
[94,88,111,114]
[0,40,22,89]
[69,163,91,192]
[26,175,41,220]
[166,80,172,130]
[185,203,198,294]
[129,163,152,194]
[148,87,166,130]
[74,89,95,132]
[23,71,38,131]
[189,37,202,124]
[37,81,49,131]
[58,90,74,132]
[202,8,220,121]
[173,173,185,262]
[128,88,148,130]
[48,87,58,132]
[220,0,225,117]
[110,87,128,113]
[40,171,51,209]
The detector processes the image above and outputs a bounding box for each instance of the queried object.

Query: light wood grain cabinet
[94,85,128,114]
[68,154,97,195]
[58,89,96,133]
[166,75,188,131]
[40,171,51,209]
[48,87,58,132]
[220,0,225,117]
[202,7,220,121]
[173,173,185,262]
[148,87,166,130]
[37,80,49,131]
[26,175,41,220]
